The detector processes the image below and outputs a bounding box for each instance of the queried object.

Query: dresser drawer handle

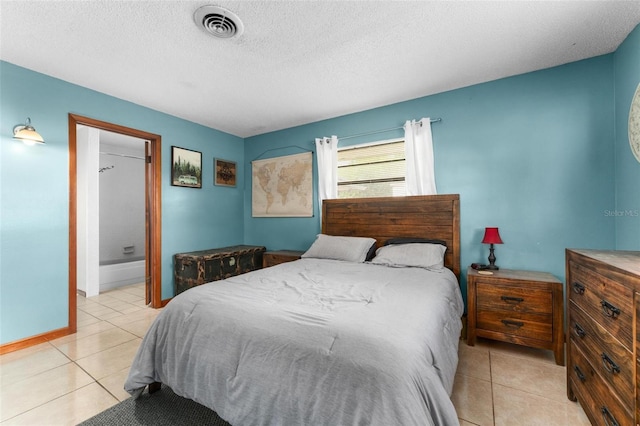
[572,282,585,295]
[501,319,524,328]
[500,296,524,303]
[573,323,586,338]
[600,300,621,318]
[600,407,620,426]
[600,353,621,374]
[573,365,586,382]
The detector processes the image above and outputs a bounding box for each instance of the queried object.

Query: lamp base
[487,244,499,270]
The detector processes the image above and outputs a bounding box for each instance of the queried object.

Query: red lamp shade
[481,227,503,245]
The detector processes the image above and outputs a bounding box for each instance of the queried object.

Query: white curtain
[403,118,437,195]
[315,135,338,210]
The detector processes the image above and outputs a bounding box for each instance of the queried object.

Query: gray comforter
[125,258,464,426]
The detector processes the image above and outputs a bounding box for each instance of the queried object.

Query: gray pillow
[383,237,446,247]
[301,234,377,263]
[370,243,446,270]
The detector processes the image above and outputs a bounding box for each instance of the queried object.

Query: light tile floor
[453,338,591,426]
[1,283,591,425]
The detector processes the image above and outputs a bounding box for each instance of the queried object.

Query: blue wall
[0,61,244,344]
[2,24,638,346]
[614,24,640,249]
[245,54,618,304]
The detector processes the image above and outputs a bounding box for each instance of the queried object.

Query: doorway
[68,114,162,334]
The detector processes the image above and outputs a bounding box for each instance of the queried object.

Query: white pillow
[370,243,446,270]
[301,234,377,263]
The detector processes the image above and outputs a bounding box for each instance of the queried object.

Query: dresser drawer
[569,341,633,426]
[637,358,640,426]
[569,302,633,408]
[477,282,552,315]
[569,261,633,350]
[636,292,640,350]
[476,310,552,341]
[637,293,640,426]
[636,358,640,425]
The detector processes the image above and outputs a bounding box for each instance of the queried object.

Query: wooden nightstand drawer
[569,261,633,350]
[569,340,633,426]
[477,310,552,341]
[477,282,552,315]
[570,302,633,408]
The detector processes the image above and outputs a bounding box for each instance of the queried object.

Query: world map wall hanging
[252,152,313,217]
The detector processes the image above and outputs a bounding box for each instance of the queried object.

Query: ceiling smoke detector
[194,5,244,39]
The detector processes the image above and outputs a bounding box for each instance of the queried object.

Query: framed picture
[171,146,202,188]
[214,158,237,187]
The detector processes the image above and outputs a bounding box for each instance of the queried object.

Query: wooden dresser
[467,268,564,365]
[566,249,640,426]
[174,245,266,295]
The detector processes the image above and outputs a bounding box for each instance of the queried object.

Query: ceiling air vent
[194,5,244,39]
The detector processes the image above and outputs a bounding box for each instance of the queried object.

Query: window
[337,140,406,198]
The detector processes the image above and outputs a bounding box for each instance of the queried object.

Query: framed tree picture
[214,158,237,187]
[171,146,202,188]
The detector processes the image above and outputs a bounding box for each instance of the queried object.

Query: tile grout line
[72,292,142,403]
[488,348,495,426]
[0,382,101,423]
[0,285,146,423]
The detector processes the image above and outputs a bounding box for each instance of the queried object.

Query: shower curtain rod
[337,117,442,141]
[100,151,146,160]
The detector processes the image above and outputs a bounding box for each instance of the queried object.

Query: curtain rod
[337,118,441,141]
[100,151,146,160]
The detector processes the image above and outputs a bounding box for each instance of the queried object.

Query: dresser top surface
[567,249,640,276]
[175,245,266,258]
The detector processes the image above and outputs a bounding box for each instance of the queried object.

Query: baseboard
[0,326,72,355]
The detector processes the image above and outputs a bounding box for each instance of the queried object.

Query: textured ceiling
[2,1,640,138]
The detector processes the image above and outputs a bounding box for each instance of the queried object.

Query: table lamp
[481,227,503,270]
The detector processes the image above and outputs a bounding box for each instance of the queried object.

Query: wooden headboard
[322,194,461,281]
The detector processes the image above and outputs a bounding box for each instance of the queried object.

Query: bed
[125,194,463,426]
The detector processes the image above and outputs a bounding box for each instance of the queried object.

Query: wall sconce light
[13,117,45,145]
[481,227,503,270]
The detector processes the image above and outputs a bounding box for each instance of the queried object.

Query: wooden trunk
[174,245,266,295]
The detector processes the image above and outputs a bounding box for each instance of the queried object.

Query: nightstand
[467,267,564,365]
[262,250,304,268]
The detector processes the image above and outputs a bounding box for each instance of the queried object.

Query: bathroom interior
[77,126,146,297]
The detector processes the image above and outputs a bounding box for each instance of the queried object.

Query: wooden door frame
[68,114,162,335]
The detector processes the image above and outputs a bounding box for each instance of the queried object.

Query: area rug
[78,385,231,426]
